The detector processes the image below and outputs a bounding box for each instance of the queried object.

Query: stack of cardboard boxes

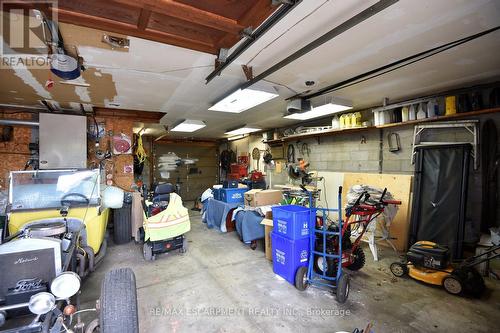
[243,189,283,261]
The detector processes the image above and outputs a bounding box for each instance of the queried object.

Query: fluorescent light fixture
[227,134,247,141]
[171,119,206,132]
[209,88,279,113]
[225,126,261,136]
[284,102,352,120]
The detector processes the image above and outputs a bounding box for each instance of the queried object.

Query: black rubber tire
[453,267,485,297]
[345,247,365,271]
[295,266,308,291]
[390,262,408,277]
[100,268,139,333]
[143,242,154,261]
[313,255,337,277]
[443,275,464,296]
[335,272,350,304]
[113,203,132,245]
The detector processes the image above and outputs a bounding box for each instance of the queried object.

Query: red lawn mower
[314,188,401,276]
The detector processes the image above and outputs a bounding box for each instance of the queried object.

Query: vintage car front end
[0,169,136,333]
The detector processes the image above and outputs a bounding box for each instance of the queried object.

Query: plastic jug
[344,113,352,128]
[445,96,457,115]
[393,108,402,123]
[339,114,346,129]
[378,111,386,125]
[409,104,416,121]
[401,106,409,122]
[351,112,361,127]
[373,111,380,126]
[427,99,437,118]
[354,112,362,127]
[332,115,340,130]
[416,103,427,120]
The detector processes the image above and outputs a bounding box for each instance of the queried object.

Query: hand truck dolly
[294,186,350,303]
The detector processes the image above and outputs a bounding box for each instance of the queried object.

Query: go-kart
[0,169,138,332]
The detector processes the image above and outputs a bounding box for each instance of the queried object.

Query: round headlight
[29,292,56,315]
[51,272,81,299]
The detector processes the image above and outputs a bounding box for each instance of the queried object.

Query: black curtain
[409,144,471,259]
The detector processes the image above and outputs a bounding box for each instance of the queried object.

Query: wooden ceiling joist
[0,105,164,123]
[93,107,164,122]
[137,8,152,31]
[54,0,277,54]
[57,8,217,54]
[215,0,275,49]
[111,0,245,34]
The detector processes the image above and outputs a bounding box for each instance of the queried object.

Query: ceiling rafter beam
[56,8,217,54]
[137,7,152,30]
[110,0,244,34]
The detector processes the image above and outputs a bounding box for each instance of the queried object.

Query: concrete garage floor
[81,210,499,333]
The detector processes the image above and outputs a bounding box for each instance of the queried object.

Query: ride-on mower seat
[153,183,175,203]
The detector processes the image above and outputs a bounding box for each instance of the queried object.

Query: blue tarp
[234,210,265,243]
[202,198,239,231]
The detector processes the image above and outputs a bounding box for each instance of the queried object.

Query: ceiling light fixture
[170,119,206,132]
[209,87,279,113]
[225,126,261,136]
[284,100,352,120]
[227,134,247,141]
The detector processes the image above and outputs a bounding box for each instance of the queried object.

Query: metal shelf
[263,107,500,145]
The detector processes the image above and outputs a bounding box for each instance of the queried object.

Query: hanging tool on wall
[299,142,310,157]
[263,149,273,165]
[0,125,13,142]
[133,131,147,175]
[220,149,236,173]
[388,132,401,152]
[252,147,260,170]
[286,144,295,164]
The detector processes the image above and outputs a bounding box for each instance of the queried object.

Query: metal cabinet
[39,113,87,169]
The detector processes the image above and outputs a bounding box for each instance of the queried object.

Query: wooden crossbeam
[111,0,244,34]
[57,8,217,54]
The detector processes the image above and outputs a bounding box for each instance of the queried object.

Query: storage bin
[272,205,312,240]
[271,232,310,284]
[220,187,247,203]
[230,163,248,177]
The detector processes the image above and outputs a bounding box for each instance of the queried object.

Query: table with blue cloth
[202,198,239,231]
[233,210,265,243]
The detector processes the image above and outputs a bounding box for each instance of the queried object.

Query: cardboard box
[245,189,283,207]
[244,189,262,206]
[261,218,273,261]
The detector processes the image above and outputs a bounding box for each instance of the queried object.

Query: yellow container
[344,113,351,128]
[354,112,362,127]
[339,114,346,129]
[445,96,457,115]
[351,113,357,127]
